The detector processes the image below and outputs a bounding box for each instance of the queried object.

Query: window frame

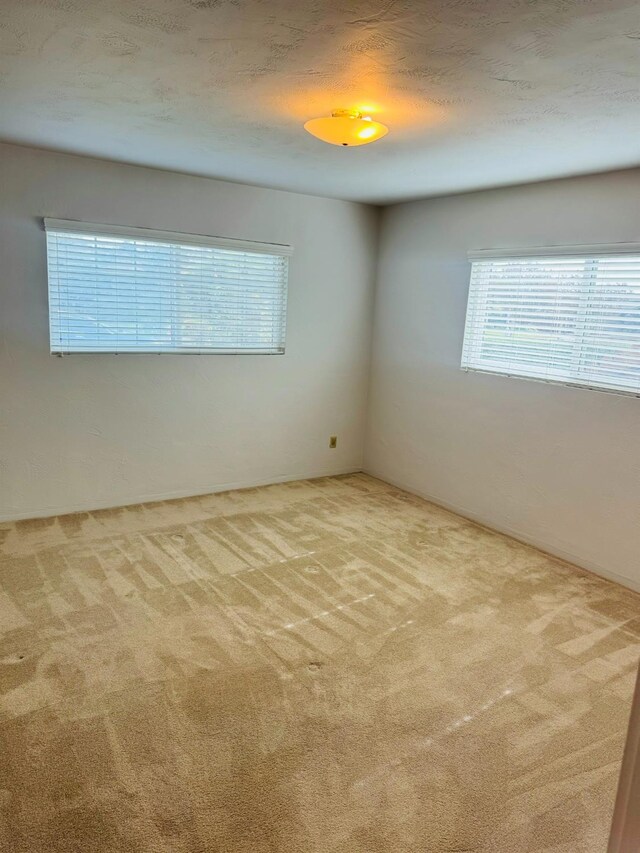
[44,218,293,356]
[461,243,640,399]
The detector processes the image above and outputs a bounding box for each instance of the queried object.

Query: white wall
[3,143,639,593]
[0,143,378,520]
[365,170,640,591]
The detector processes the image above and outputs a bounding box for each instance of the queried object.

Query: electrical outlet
[329,436,337,449]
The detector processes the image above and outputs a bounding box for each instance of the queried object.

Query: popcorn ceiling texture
[1,0,640,201]
[0,473,639,851]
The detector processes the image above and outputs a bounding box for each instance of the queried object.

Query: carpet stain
[0,473,638,852]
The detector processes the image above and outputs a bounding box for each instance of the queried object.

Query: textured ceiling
[1,0,640,203]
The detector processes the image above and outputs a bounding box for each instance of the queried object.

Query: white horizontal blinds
[462,252,640,395]
[46,221,290,354]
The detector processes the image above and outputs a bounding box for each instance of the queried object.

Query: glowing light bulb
[304,109,388,147]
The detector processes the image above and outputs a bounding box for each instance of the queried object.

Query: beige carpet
[0,474,638,852]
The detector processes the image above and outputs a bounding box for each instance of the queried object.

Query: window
[45,219,291,354]
[461,246,640,396]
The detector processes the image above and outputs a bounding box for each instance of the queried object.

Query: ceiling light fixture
[304,109,388,147]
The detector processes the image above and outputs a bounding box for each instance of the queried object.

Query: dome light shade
[304,109,388,147]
